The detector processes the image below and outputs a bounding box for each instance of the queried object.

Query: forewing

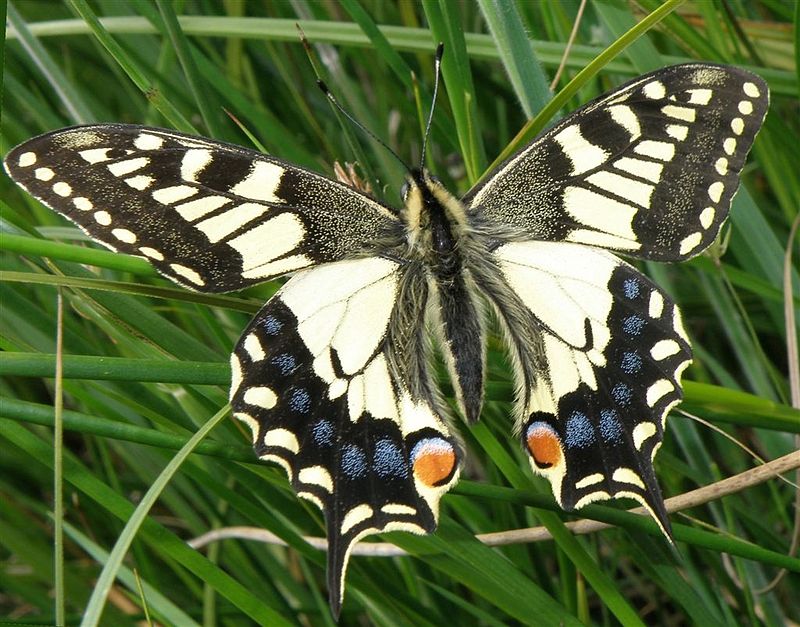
[489,241,691,535]
[229,256,460,615]
[4,124,399,292]
[466,64,768,261]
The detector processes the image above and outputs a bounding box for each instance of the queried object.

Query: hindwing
[229,256,460,614]
[4,124,399,292]
[482,241,691,533]
[466,64,769,261]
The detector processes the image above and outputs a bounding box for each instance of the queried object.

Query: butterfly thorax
[401,169,470,269]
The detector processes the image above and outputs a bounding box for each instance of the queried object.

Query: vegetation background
[1,0,798,625]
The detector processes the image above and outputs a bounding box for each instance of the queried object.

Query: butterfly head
[400,169,467,246]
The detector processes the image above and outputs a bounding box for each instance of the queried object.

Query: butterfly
[4,60,768,616]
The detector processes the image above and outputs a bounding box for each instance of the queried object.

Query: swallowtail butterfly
[4,61,768,616]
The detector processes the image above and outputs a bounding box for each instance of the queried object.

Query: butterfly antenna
[420,42,444,170]
[317,80,412,173]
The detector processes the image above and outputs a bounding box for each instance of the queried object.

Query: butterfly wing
[229,256,460,615]
[3,124,399,292]
[466,64,769,260]
[478,241,691,535]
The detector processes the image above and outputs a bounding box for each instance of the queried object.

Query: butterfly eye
[428,174,442,186]
[400,181,410,200]
[525,421,563,469]
[411,437,457,487]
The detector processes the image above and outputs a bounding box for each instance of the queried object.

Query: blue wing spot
[262,315,283,335]
[564,411,594,449]
[311,420,334,446]
[289,388,311,413]
[612,383,633,406]
[341,444,367,479]
[373,439,408,479]
[623,315,645,336]
[271,353,297,375]
[623,278,640,299]
[599,409,623,444]
[620,351,642,374]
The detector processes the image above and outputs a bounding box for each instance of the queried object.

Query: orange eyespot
[411,438,457,487]
[526,422,562,469]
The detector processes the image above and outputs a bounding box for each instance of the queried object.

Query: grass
[2,1,799,625]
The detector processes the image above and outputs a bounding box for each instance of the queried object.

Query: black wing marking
[466,64,769,261]
[229,256,460,616]
[4,124,399,292]
[482,241,691,535]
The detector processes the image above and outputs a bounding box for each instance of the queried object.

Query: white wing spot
[613,157,663,184]
[139,247,164,261]
[93,210,112,226]
[73,197,93,211]
[195,203,267,243]
[174,195,231,221]
[731,117,744,135]
[18,152,37,167]
[575,473,604,489]
[228,212,305,271]
[723,137,736,155]
[169,263,204,286]
[608,104,641,138]
[552,124,610,176]
[566,229,640,250]
[673,307,690,342]
[107,157,149,177]
[632,422,657,450]
[35,167,55,181]
[241,254,313,280]
[648,291,664,318]
[686,88,713,105]
[715,157,728,175]
[180,149,213,182]
[382,503,417,515]
[112,228,137,244]
[53,182,72,197]
[229,354,243,399]
[646,379,674,406]
[699,206,715,229]
[743,82,760,98]
[243,386,277,409]
[651,339,681,360]
[328,378,348,400]
[340,504,374,535]
[642,80,665,99]
[634,140,675,161]
[125,175,155,190]
[264,428,300,454]
[666,124,688,141]
[79,148,112,164]
[708,181,724,203]
[738,100,753,115]
[347,375,365,421]
[230,161,285,203]
[133,133,164,150]
[586,171,654,207]
[679,232,703,255]
[243,333,265,361]
[612,468,645,489]
[298,466,333,492]
[564,187,637,240]
[661,104,696,123]
[152,185,198,204]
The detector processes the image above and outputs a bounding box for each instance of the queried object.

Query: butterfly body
[4,62,769,615]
